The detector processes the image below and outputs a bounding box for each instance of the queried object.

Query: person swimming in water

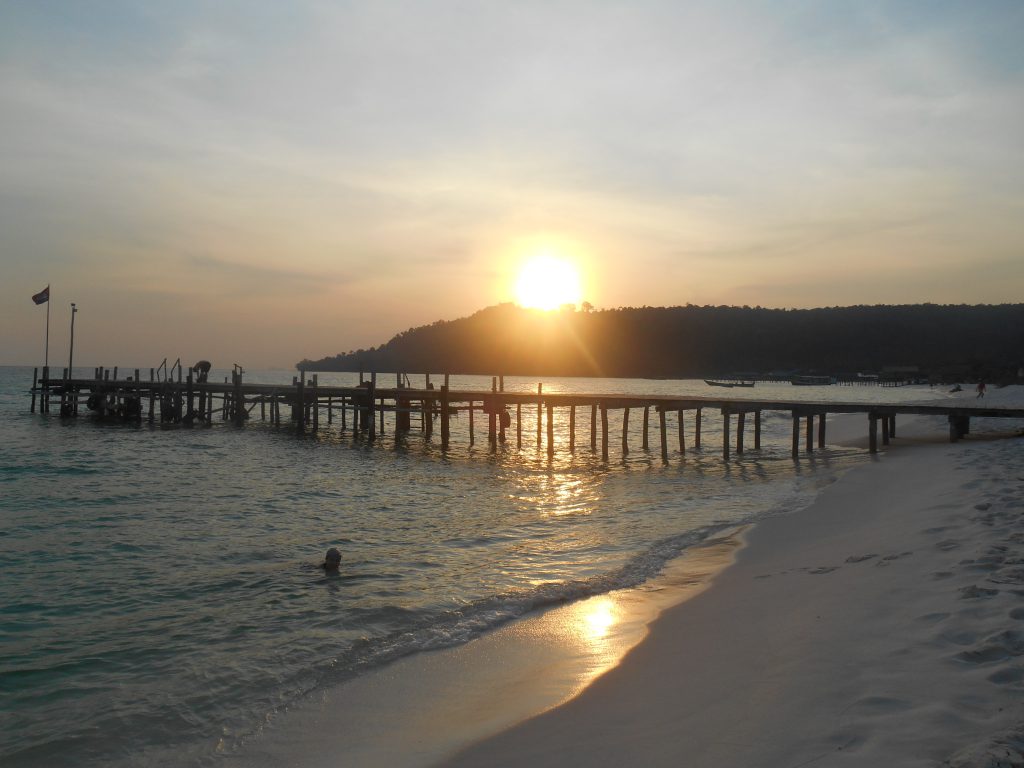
[322,547,342,571]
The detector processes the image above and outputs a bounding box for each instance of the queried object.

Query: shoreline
[443,418,1024,766]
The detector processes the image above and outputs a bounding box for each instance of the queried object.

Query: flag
[32,286,49,305]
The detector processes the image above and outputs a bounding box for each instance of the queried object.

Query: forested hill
[298,303,1024,381]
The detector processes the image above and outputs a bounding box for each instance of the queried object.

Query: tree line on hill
[298,303,1024,383]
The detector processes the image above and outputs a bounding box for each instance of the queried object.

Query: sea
[0,365,952,767]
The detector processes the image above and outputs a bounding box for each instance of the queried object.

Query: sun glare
[514,255,583,310]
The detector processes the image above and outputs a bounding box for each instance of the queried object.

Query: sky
[2,0,1022,368]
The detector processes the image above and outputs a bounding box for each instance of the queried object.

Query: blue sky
[2,1,1022,367]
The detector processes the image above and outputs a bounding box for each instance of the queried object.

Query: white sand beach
[444,392,1024,767]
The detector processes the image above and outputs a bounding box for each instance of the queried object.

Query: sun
[514,254,583,310]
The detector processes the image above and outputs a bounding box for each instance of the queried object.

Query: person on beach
[977,381,986,398]
[322,547,342,571]
[192,360,211,383]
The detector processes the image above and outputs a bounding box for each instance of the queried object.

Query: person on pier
[192,360,211,383]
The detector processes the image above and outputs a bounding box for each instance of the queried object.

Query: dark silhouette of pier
[30,367,1024,461]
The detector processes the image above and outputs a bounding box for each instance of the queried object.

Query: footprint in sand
[845,554,877,563]
[960,585,1000,599]
[806,566,838,575]
[975,502,993,511]
[875,552,914,567]
[936,540,961,551]
[957,630,1024,665]
[987,667,1024,685]
[933,571,956,580]
[987,569,1024,586]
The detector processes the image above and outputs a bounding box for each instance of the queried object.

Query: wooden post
[621,407,630,455]
[469,400,475,445]
[488,381,497,446]
[642,406,650,450]
[659,407,668,463]
[601,405,609,462]
[805,413,814,452]
[368,372,377,440]
[694,408,702,449]
[516,403,522,448]
[547,403,554,457]
[881,413,890,445]
[677,410,685,454]
[499,375,504,392]
[736,411,745,454]
[295,373,305,431]
[754,410,761,449]
[234,370,244,426]
[722,408,731,461]
[590,404,597,450]
[536,383,543,447]
[792,412,800,458]
[889,414,896,438]
[869,413,878,453]
[569,405,576,452]
[818,413,826,448]
[441,385,450,450]
[312,375,320,432]
[326,395,331,425]
[31,367,37,413]
[186,372,195,422]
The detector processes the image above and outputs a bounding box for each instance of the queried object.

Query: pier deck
[29,368,1024,462]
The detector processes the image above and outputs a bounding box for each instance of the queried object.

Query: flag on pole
[32,285,50,305]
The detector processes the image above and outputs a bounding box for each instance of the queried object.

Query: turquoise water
[0,366,942,766]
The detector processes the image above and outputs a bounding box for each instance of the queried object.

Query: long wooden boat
[791,375,835,386]
[705,379,755,388]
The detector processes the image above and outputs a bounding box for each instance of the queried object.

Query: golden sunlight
[514,254,583,310]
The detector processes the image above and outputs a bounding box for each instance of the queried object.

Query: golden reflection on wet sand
[235,528,748,768]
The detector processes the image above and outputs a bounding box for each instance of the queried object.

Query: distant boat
[791,375,835,386]
[705,379,755,388]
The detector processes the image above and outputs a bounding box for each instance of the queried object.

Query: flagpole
[44,289,50,368]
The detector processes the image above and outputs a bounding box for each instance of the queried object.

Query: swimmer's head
[324,547,342,569]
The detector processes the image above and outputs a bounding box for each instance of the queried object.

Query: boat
[791,375,835,386]
[705,379,755,388]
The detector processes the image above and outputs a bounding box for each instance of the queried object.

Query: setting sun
[514,255,583,310]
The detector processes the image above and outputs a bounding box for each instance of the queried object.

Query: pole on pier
[642,406,650,450]
[722,408,731,461]
[621,407,630,455]
[186,372,195,423]
[677,410,685,454]
[601,405,609,462]
[754,411,761,449]
[440,385,450,450]
[889,415,896,438]
[569,405,576,452]
[590,404,597,451]
[516,403,522,448]
[736,411,745,454]
[659,407,668,463]
[296,373,306,431]
[547,403,555,457]
[368,373,377,440]
[881,413,890,445]
[869,413,879,452]
[469,400,475,446]
[792,412,800,458]
[818,413,826,448]
[694,408,702,449]
[31,367,38,413]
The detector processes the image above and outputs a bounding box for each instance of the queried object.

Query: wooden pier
[29,367,1024,462]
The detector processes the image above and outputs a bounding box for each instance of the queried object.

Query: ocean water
[0,366,949,767]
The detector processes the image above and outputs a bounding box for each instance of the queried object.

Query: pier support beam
[440,386,450,450]
[659,407,668,463]
[736,411,745,454]
[590,405,597,451]
[601,405,609,462]
[805,413,814,452]
[677,410,685,454]
[792,412,800,458]
[547,404,554,458]
[622,407,630,455]
[818,413,826,448]
[754,410,761,449]
[642,406,649,450]
[869,413,878,453]
[516,404,522,448]
[722,408,731,461]
[694,408,702,449]
[536,384,543,447]
[569,406,576,452]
